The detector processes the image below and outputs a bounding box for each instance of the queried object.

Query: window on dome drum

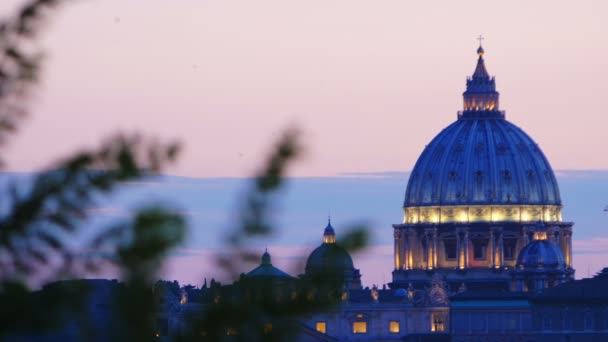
[389,320,400,333]
[353,321,367,334]
[263,323,272,334]
[473,240,487,259]
[315,322,326,334]
[431,313,445,332]
[504,239,517,259]
[443,239,457,260]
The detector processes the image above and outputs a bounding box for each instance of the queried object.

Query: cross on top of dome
[476,35,485,57]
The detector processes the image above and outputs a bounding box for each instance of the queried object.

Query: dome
[402,46,562,224]
[304,220,362,290]
[404,118,561,207]
[516,240,566,270]
[306,219,354,274]
[305,243,355,275]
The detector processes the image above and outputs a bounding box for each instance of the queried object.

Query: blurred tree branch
[0,1,370,341]
[0,1,187,340]
[0,0,61,157]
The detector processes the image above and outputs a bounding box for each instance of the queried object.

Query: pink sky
[1,0,607,177]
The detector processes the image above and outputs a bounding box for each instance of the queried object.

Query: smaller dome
[516,240,565,270]
[394,288,408,298]
[477,45,484,57]
[305,220,362,290]
[307,217,353,273]
[305,243,355,275]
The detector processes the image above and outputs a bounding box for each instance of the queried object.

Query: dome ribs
[493,120,526,204]
[436,119,468,205]
[484,120,500,204]
[462,120,478,203]
[403,118,561,209]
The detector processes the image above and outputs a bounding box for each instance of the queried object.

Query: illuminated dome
[511,222,573,292]
[516,240,565,270]
[403,46,562,224]
[392,43,574,291]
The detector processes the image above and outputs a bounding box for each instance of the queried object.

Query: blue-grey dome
[404,118,561,207]
[305,243,355,275]
[305,221,362,290]
[404,47,561,209]
[516,240,565,270]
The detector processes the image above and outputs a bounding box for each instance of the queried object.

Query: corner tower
[391,44,574,291]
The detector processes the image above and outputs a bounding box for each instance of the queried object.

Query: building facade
[161,43,605,341]
[392,44,573,292]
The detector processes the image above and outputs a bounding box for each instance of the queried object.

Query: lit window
[263,323,272,334]
[226,327,238,336]
[353,321,367,334]
[389,320,400,333]
[431,313,445,332]
[315,322,326,334]
[356,313,363,319]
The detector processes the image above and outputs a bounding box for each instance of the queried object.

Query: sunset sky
[1,1,607,287]
[1,0,607,177]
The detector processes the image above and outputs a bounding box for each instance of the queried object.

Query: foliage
[0,1,185,340]
[179,130,369,342]
[0,1,369,341]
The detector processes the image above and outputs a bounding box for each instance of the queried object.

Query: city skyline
[2,2,608,340]
[1,1,607,288]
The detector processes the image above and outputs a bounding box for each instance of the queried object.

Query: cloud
[554,169,608,179]
[83,207,133,218]
[336,171,409,179]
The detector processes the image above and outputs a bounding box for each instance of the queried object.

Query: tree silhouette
[0,2,369,341]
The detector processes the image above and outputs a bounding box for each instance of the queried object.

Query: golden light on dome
[403,205,562,224]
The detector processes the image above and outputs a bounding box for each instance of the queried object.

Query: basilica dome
[402,47,562,224]
[404,119,561,207]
